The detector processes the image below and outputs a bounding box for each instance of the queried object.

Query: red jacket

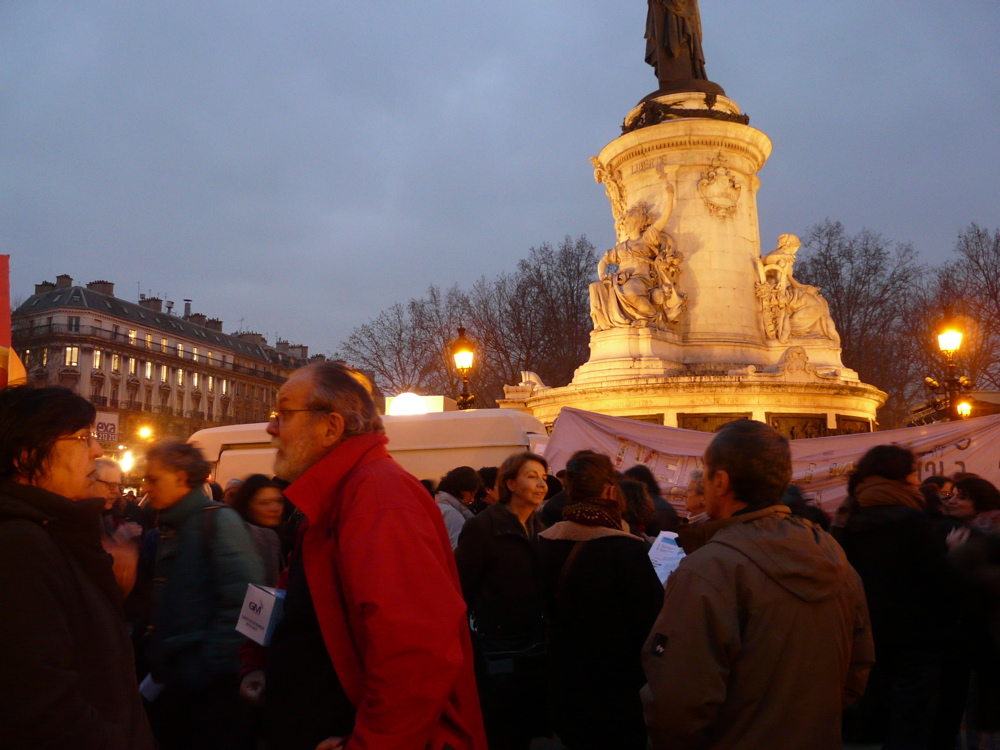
[283,432,487,750]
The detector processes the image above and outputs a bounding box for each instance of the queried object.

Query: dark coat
[537,522,664,750]
[148,488,264,689]
[840,503,952,657]
[645,494,680,536]
[455,502,545,648]
[0,480,155,749]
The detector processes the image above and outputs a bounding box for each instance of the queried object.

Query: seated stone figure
[756,234,840,347]
[590,190,685,332]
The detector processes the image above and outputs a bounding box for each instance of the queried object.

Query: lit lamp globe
[138,426,153,440]
[938,330,963,356]
[450,327,476,410]
[388,392,429,416]
[957,402,972,419]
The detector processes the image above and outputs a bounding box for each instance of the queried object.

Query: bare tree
[335,236,597,408]
[796,220,926,428]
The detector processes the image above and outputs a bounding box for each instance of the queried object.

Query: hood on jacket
[709,507,850,603]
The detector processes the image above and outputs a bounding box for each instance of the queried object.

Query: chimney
[55,274,73,289]
[35,280,57,295]
[86,280,115,296]
[238,331,268,346]
[275,339,290,353]
[290,344,309,360]
[138,297,163,312]
[183,299,192,318]
[165,300,174,315]
[205,318,223,332]
[189,313,207,327]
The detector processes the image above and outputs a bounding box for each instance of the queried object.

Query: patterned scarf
[562,498,623,531]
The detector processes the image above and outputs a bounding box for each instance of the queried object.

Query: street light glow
[138,426,153,440]
[938,329,963,355]
[957,402,972,419]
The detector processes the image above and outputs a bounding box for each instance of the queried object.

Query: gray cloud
[4,1,999,354]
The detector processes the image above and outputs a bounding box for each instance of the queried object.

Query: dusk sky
[4,1,999,356]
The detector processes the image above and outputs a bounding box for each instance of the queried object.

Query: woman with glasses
[0,385,155,748]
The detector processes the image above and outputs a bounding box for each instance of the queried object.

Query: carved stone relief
[591,156,628,240]
[755,234,841,347]
[589,183,687,333]
[698,156,741,218]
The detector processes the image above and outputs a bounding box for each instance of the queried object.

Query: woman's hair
[623,464,661,498]
[437,466,482,498]
[145,438,211,488]
[847,444,916,498]
[954,477,1000,514]
[497,452,548,504]
[231,474,283,522]
[922,475,951,490]
[620,479,656,527]
[564,450,618,506]
[0,385,96,482]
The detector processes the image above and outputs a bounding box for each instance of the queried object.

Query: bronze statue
[645,0,724,95]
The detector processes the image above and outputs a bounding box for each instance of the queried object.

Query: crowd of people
[3,366,1000,750]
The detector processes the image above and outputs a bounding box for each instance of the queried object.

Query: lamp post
[451,327,476,410]
[937,329,963,422]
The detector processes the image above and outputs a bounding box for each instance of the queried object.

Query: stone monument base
[499,369,886,437]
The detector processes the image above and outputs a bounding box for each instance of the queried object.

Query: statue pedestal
[499,94,885,434]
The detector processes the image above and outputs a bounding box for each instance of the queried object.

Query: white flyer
[648,531,685,584]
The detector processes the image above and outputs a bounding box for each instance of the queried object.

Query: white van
[188,409,549,485]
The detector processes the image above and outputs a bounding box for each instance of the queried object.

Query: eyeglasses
[268,408,331,426]
[57,432,99,446]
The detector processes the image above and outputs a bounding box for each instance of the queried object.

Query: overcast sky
[4,1,999,355]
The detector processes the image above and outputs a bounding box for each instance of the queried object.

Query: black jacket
[536,522,664,750]
[455,502,545,648]
[0,480,155,749]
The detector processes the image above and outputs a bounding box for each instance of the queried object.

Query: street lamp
[937,328,965,422]
[957,401,972,419]
[451,327,476,410]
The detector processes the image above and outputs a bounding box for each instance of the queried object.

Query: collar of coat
[156,486,213,528]
[436,490,474,519]
[483,500,545,538]
[539,520,642,542]
[678,504,791,553]
[283,431,389,527]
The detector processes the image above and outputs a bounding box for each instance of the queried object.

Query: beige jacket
[641,505,873,750]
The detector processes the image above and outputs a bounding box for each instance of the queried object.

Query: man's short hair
[300,361,384,437]
[95,457,123,482]
[704,420,791,508]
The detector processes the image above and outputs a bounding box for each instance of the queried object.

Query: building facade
[13,274,321,476]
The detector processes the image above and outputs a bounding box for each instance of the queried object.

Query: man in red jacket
[241,361,486,750]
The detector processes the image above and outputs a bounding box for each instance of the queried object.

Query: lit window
[67,316,81,333]
[222,379,228,395]
[42,349,49,366]
[192,347,198,362]
[129,357,137,375]
[160,365,168,382]
[145,334,152,349]
[93,350,103,369]
[145,361,153,379]
[208,375,214,392]
[111,353,120,372]
[64,346,79,367]
[177,343,184,360]
[161,338,168,353]
[128,329,137,346]
[177,369,185,387]
[192,372,200,389]
[207,351,214,365]
[24,349,31,367]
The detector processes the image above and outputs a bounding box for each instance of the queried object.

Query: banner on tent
[544,408,1000,515]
